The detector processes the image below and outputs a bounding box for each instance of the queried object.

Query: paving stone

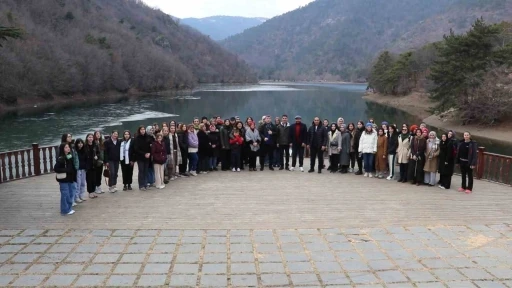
[107,275,136,286]
[387,283,415,288]
[261,274,289,286]
[354,242,380,251]
[153,244,176,253]
[46,230,67,236]
[458,268,494,280]
[256,244,279,253]
[0,245,24,253]
[387,249,414,260]
[342,260,371,271]
[170,274,197,286]
[379,241,403,250]
[66,230,90,236]
[49,244,75,253]
[360,250,388,260]
[183,230,203,237]
[431,268,467,281]
[231,243,253,253]
[401,240,427,249]
[11,253,41,263]
[74,275,107,286]
[201,275,227,286]
[179,244,202,253]
[66,253,94,263]
[435,248,464,257]
[321,228,342,234]
[0,263,28,273]
[202,263,227,274]
[421,258,452,268]
[160,230,181,237]
[126,244,151,253]
[230,236,252,243]
[38,253,67,263]
[0,254,13,263]
[330,242,354,251]
[84,263,113,274]
[412,249,439,259]
[0,230,21,236]
[132,236,155,243]
[320,273,350,285]
[11,275,46,286]
[55,264,84,273]
[347,271,379,284]
[105,237,130,244]
[473,281,508,288]
[315,261,342,272]
[181,237,202,244]
[21,244,49,253]
[281,243,304,252]
[376,270,408,283]
[310,251,337,262]
[43,275,76,286]
[230,230,251,236]
[26,263,55,274]
[259,262,285,273]
[446,257,477,268]
[33,237,58,244]
[487,267,512,279]
[305,242,330,251]
[173,263,199,274]
[0,237,11,244]
[206,236,227,244]
[231,263,257,274]
[203,253,228,263]
[254,235,276,243]
[100,244,126,253]
[205,244,227,253]
[257,253,282,263]
[147,253,172,263]
[279,235,301,243]
[156,237,179,243]
[112,229,136,237]
[368,259,396,270]
[291,273,320,286]
[120,253,146,262]
[144,263,171,274]
[231,274,258,287]
[138,274,167,286]
[113,263,141,274]
[58,237,82,244]
[404,270,437,282]
[74,244,99,253]
[338,251,364,261]
[176,253,200,263]
[9,236,35,244]
[283,252,309,262]
[445,281,479,288]
[254,230,273,236]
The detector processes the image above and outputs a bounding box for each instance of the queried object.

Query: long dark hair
[357,121,365,131]
[123,130,132,141]
[75,138,85,152]
[61,133,71,144]
[58,143,70,159]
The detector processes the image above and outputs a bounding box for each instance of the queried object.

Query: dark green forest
[222,0,512,82]
[0,0,257,105]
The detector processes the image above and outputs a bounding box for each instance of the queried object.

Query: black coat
[208,130,221,157]
[353,127,364,153]
[288,123,308,145]
[387,132,399,155]
[133,134,152,161]
[84,143,99,170]
[77,148,87,170]
[197,130,211,157]
[307,125,328,148]
[258,122,278,146]
[104,138,121,162]
[177,131,188,155]
[54,156,77,183]
[163,136,171,155]
[220,126,232,150]
[438,140,455,176]
[456,140,478,166]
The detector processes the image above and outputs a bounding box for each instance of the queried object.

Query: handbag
[56,173,67,180]
[103,168,110,178]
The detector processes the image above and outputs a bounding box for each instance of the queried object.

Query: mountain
[181,16,267,41]
[221,0,512,82]
[0,0,256,105]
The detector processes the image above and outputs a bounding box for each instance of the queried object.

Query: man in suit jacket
[307,117,328,173]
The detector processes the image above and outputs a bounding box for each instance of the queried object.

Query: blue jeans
[209,156,217,169]
[59,182,75,214]
[147,164,155,185]
[137,160,149,189]
[76,169,86,200]
[363,153,375,173]
[188,152,198,171]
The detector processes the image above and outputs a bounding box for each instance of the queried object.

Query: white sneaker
[157,185,165,189]
[438,185,446,189]
[364,172,368,177]
[369,173,373,178]
[170,177,176,181]
[386,175,393,180]
[190,171,197,176]
[300,167,304,172]
[72,202,77,207]
[236,168,240,172]
[113,187,118,192]
[349,168,354,173]
[96,186,104,194]
[67,210,75,215]
[109,187,116,193]
[289,167,295,171]
[75,198,83,203]
[232,168,236,172]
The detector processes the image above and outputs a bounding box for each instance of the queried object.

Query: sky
[142,0,315,19]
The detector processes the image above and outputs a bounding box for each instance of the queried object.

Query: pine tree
[368,51,394,93]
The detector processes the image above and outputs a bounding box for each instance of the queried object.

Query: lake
[0,83,510,155]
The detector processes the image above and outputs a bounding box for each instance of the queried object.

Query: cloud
[142,0,315,19]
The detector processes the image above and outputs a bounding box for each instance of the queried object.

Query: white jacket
[358,131,377,153]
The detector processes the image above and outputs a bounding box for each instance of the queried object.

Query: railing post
[476,146,485,179]
[32,143,41,176]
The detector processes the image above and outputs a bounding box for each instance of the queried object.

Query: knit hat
[382,121,389,126]
[410,125,418,133]
[366,123,373,128]
[295,115,302,119]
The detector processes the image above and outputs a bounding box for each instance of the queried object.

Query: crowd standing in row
[54,115,478,215]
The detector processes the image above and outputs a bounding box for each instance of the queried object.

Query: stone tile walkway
[0,226,511,287]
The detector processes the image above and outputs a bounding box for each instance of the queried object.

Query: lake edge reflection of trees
[0,0,257,107]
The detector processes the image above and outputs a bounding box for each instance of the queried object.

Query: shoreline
[363,91,512,145]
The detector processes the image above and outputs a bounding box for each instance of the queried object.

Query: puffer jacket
[358,131,377,154]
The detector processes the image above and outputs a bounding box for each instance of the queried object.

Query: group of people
[54,115,478,216]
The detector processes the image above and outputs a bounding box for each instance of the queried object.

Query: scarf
[120,139,131,164]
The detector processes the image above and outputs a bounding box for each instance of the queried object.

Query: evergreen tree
[368,51,394,93]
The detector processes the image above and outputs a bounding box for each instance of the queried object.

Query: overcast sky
[142,0,315,19]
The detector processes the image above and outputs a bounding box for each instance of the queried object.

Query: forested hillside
[182,16,267,41]
[0,0,256,105]
[222,0,512,81]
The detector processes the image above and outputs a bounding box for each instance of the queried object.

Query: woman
[93,131,105,194]
[120,130,134,191]
[339,124,351,173]
[233,122,247,170]
[353,121,365,175]
[84,134,99,198]
[208,124,220,171]
[438,133,455,189]
[187,124,199,176]
[60,133,79,204]
[75,139,87,202]
[245,122,261,171]
[375,128,388,178]
[177,124,189,177]
[133,126,152,190]
[396,125,411,183]
[358,123,377,177]
[347,123,356,173]
[145,126,156,187]
[408,129,427,186]
[151,133,167,189]
[328,123,341,173]
[386,125,398,180]
[197,123,211,174]
[456,131,478,193]
[322,119,330,169]
[54,143,77,215]
[219,119,232,171]
[424,131,440,186]
[168,125,182,180]
[170,120,177,128]
[381,122,389,137]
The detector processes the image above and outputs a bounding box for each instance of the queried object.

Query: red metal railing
[0,144,59,183]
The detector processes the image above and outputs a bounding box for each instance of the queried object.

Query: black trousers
[399,163,408,181]
[121,161,133,185]
[460,162,474,190]
[179,151,188,174]
[248,150,258,169]
[259,144,274,168]
[440,174,452,189]
[278,145,290,168]
[221,149,231,170]
[329,154,339,171]
[309,147,324,170]
[291,145,305,168]
[198,154,209,172]
[86,169,96,193]
[95,165,103,187]
[349,152,356,169]
[356,154,363,172]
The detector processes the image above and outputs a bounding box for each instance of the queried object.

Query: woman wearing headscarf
[408,128,427,186]
[424,131,440,186]
[396,124,411,183]
[339,124,351,173]
[438,133,455,189]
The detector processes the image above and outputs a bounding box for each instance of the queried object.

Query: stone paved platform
[0,226,511,287]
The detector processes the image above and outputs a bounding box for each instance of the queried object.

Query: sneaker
[458,188,465,192]
[96,186,104,194]
[279,167,284,170]
[300,167,304,172]
[72,202,77,207]
[308,169,314,173]
[364,172,368,177]
[465,189,472,194]
[170,177,176,181]
[289,167,295,171]
[348,168,354,173]
[232,168,236,172]
[369,174,373,178]
[158,185,165,189]
[109,187,116,193]
[438,185,446,189]
[140,187,146,191]
[236,168,241,172]
[386,175,393,180]
[79,196,87,201]
[177,174,183,177]
[190,171,197,176]
[123,185,127,191]
[67,210,75,215]
[127,185,132,190]
[75,198,83,203]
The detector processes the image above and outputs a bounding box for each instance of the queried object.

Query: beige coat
[396,133,411,164]
[327,130,342,155]
[424,139,440,172]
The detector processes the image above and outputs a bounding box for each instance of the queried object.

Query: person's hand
[383,155,386,158]
[445,162,448,165]
[212,144,216,148]
[470,165,475,169]
[321,146,326,151]
[277,144,280,147]
[264,138,268,141]
[145,153,150,159]
[94,156,98,160]
[268,131,272,135]
[413,155,417,160]
[337,147,341,152]
[307,145,310,149]
[302,143,306,148]
[373,151,377,154]
[358,152,362,158]
[105,162,109,167]
[253,143,258,146]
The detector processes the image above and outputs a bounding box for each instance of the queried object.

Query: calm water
[0,83,510,155]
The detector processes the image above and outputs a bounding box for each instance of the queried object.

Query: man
[104,130,122,192]
[235,116,241,122]
[258,115,278,171]
[307,117,328,173]
[229,117,236,127]
[288,115,307,172]
[162,127,171,184]
[276,115,290,170]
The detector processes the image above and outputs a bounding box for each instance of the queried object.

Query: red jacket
[229,135,244,148]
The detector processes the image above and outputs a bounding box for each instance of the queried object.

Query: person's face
[64,145,70,154]
[157,135,162,142]
[422,131,428,138]
[124,132,130,140]
[163,128,169,136]
[382,125,388,130]
[416,130,422,137]
[330,124,336,131]
[250,123,255,129]
[202,119,207,124]
[224,120,230,126]
[87,135,94,143]
[67,134,72,143]
[314,118,320,125]
[188,127,194,132]
[111,132,118,140]
[282,116,288,123]
[357,122,363,129]
[420,124,426,129]
[237,123,243,129]
[348,124,354,131]
[234,131,239,137]
[340,125,345,132]
[209,125,215,132]
[202,125,207,131]
[295,118,301,124]
[402,127,408,134]
[389,126,395,133]
[193,119,200,125]
[236,117,240,121]
[230,120,236,125]
[366,125,372,132]
[265,116,271,123]
[140,128,146,135]
[448,131,453,138]
[378,130,383,136]
[155,124,159,130]
[94,132,101,139]
[429,133,435,139]
[464,132,470,141]
[150,128,154,134]
[170,126,176,134]
[442,134,447,141]
[77,142,83,149]
[323,120,329,126]
[369,119,374,124]
[181,125,187,132]
[162,123,168,128]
